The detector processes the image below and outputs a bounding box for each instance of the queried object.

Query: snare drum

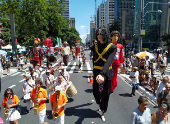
[24,93,31,101]
[66,82,77,97]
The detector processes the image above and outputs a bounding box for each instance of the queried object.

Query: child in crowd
[72,52,76,60]
[129,67,139,97]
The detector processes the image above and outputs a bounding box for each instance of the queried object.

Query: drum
[24,93,31,101]
[121,67,126,74]
[66,82,77,97]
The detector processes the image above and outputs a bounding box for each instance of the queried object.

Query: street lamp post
[138,1,170,52]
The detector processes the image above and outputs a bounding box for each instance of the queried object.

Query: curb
[120,74,157,103]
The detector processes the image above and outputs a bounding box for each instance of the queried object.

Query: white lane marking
[8,85,16,88]
[69,62,76,74]
[65,62,71,69]
[19,79,25,82]
[86,62,92,73]
[10,72,21,76]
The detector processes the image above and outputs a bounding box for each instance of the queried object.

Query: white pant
[35,108,46,124]
[47,90,52,99]
[55,114,64,124]
[26,100,31,110]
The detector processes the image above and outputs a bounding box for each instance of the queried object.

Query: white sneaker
[97,108,101,112]
[101,115,105,122]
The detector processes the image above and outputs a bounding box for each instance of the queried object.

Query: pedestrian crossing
[165,63,170,73]
[1,59,93,78]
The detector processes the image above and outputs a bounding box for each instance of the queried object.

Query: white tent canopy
[17,45,21,49]
[1,44,12,49]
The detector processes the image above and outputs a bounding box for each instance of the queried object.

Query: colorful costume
[111,43,123,92]
[91,42,117,113]
[32,38,44,67]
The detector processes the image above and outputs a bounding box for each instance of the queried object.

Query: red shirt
[75,46,80,55]
[112,43,123,66]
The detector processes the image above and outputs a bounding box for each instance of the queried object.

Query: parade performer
[22,73,35,113]
[110,31,123,93]
[2,88,21,124]
[75,42,80,65]
[61,41,70,66]
[90,27,117,121]
[49,85,68,124]
[32,38,44,68]
[45,70,55,100]
[30,79,47,124]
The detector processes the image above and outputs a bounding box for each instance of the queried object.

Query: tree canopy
[0,0,81,47]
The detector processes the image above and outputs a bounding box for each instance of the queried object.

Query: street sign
[0,23,3,35]
[140,30,145,36]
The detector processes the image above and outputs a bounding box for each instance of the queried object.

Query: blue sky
[70,0,103,43]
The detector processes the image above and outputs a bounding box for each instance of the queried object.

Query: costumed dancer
[75,42,80,65]
[90,27,117,121]
[49,85,68,124]
[2,88,21,124]
[32,38,44,68]
[22,73,35,113]
[61,41,70,66]
[110,31,123,93]
[30,79,47,124]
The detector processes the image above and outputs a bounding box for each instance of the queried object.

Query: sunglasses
[7,93,12,95]
[97,33,102,36]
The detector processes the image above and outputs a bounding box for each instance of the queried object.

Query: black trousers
[93,69,112,113]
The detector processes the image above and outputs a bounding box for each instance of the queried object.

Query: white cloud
[80,25,85,29]
[80,33,87,43]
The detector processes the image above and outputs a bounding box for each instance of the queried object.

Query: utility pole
[10,14,17,67]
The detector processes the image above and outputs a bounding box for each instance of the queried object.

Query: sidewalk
[119,70,170,103]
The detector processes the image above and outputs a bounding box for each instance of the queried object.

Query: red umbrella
[44,38,53,47]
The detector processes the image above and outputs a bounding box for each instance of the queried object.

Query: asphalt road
[0,50,158,124]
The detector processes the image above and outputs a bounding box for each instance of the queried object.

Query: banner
[76,39,80,43]
[59,38,62,47]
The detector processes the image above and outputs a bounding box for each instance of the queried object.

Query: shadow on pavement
[46,110,52,120]
[85,89,93,93]
[68,98,74,103]
[65,103,100,124]
[20,106,28,115]
[82,76,89,78]
[119,93,132,97]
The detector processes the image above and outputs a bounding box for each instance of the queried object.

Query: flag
[59,38,62,47]
[56,37,60,47]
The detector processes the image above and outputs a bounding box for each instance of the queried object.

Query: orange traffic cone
[89,73,93,84]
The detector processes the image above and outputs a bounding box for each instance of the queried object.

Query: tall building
[160,0,170,50]
[134,0,163,50]
[70,18,76,28]
[99,1,106,27]
[85,33,90,45]
[96,8,100,29]
[90,21,95,44]
[114,0,135,42]
[105,0,115,28]
[62,0,70,19]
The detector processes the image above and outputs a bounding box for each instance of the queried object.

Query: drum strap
[27,81,33,88]
[60,72,67,82]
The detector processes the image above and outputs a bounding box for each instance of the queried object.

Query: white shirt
[36,69,43,82]
[145,60,150,67]
[156,81,166,98]
[62,46,70,56]
[58,70,70,81]
[160,57,167,66]
[20,59,24,64]
[30,72,38,81]
[55,81,68,93]
[23,79,35,94]
[45,74,54,87]
[130,71,139,84]
[78,57,82,64]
